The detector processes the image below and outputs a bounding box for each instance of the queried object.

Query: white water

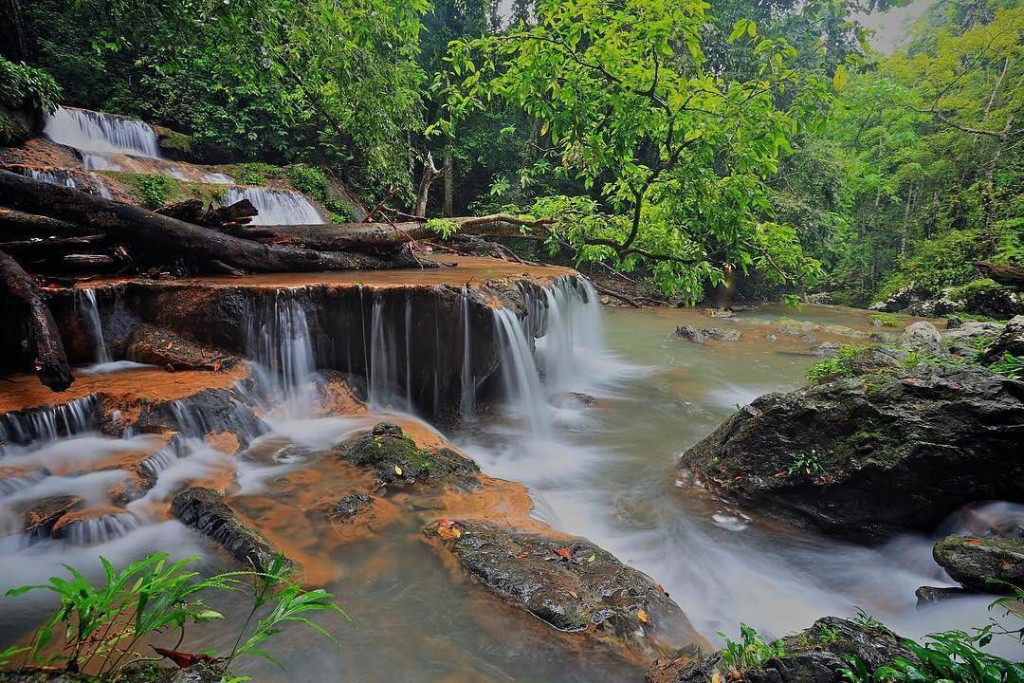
[456,297,1022,658]
[460,288,475,420]
[15,166,112,199]
[224,187,324,225]
[77,289,111,364]
[44,106,161,158]
[244,294,319,412]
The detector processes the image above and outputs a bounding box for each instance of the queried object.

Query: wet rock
[946,316,964,330]
[132,384,266,447]
[21,495,83,540]
[551,391,598,408]
[899,321,945,357]
[675,326,741,344]
[847,346,906,375]
[984,315,1024,364]
[171,488,281,572]
[915,585,972,606]
[425,519,696,658]
[328,493,372,521]
[868,332,898,344]
[125,324,237,372]
[810,342,841,358]
[0,664,222,683]
[943,320,1003,344]
[333,422,480,490]
[679,363,1024,542]
[933,535,1024,592]
[872,286,923,313]
[647,617,911,683]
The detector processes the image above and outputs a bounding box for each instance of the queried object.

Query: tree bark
[0,248,73,391]
[974,261,1024,287]
[157,198,258,229]
[443,148,454,217]
[0,207,91,237]
[0,0,32,63]
[415,152,444,217]
[250,215,552,251]
[0,170,431,273]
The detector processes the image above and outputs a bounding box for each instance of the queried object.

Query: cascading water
[0,397,97,455]
[492,307,551,436]
[459,288,475,420]
[44,106,162,158]
[77,289,111,364]
[224,187,325,225]
[243,294,318,412]
[535,278,604,392]
[61,513,142,545]
[15,166,113,199]
[368,299,406,412]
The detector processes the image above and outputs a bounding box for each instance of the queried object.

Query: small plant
[869,313,900,327]
[806,345,866,383]
[787,450,826,478]
[850,607,887,631]
[285,164,330,200]
[817,624,841,646]
[4,553,343,679]
[427,217,460,239]
[719,623,787,673]
[990,353,1024,380]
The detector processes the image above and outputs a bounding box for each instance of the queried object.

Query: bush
[877,229,994,300]
[0,57,61,144]
[806,345,866,383]
[285,164,330,200]
[128,175,178,209]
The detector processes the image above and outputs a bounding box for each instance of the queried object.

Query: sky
[856,0,938,53]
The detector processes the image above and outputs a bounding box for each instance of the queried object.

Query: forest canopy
[3,0,1022,305]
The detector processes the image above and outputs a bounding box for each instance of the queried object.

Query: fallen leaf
[773,471,788,478]
[637,608,650,624]
[437,519,461,540]
[965,538,983,546]
[587,553,595,563]
[152,646,219,669]
[568,590,578,599]
[394,465,403,476]
[553,547,572,561]
[166,342,173,350]
[212,361,222,372]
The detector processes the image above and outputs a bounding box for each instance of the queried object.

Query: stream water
[0,291,1019,680]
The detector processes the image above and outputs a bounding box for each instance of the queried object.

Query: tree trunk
[0,248,73,391]
[249,215,551,251]
[415,152,444,217]
[443,148,454,217]
[0,170,429,273]
[0,0,32,63]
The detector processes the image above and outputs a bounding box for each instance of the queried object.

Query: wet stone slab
[423,519,700,660]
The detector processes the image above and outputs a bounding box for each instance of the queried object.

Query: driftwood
[157,198,258,230]
[0,170,432,274]
[0,248,73,391]
[414,152,445,217]
[975,261,1024,288]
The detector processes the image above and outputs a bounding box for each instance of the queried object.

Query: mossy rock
[933,535,1024,592]
[333,422,480,489]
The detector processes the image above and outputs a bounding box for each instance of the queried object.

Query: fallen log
[0,207,91,238]
[0,234,105,252]
[157,198,258,229]
[251,215,552,251]
[0,170,432,273]
[974,261,1024,288]
[0,248,73,391]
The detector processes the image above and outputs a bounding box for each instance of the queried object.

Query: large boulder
[679,364,1024,542]
[647,617,910,683]
[933,535,1024,592]
[424,519,698,659]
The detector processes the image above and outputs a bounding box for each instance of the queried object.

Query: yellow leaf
[394,465,403,476]
[637,608,650,624]
[587,554,595,563]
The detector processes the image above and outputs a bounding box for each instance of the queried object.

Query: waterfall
[44,106,161,158]
[0,397,97,455]
[244,295,318,410]
[15,167,112,199]
[489,276,605,435]
[493,307,550,435]
[535,277,604,392]
[77,289,111,364]
[368,298,406,411]
[61,513,141,545]
[223,187,324,225]
[460,288,475,420]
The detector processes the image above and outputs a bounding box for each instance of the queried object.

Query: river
[0,300,1017,681]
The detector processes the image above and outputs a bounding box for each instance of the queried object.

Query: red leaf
[152,646,220,669]
[552,547,572,561]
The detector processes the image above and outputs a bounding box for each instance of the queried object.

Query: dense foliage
[6,0,1023,304]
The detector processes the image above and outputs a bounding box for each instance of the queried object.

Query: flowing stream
[0,284,1017,680]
